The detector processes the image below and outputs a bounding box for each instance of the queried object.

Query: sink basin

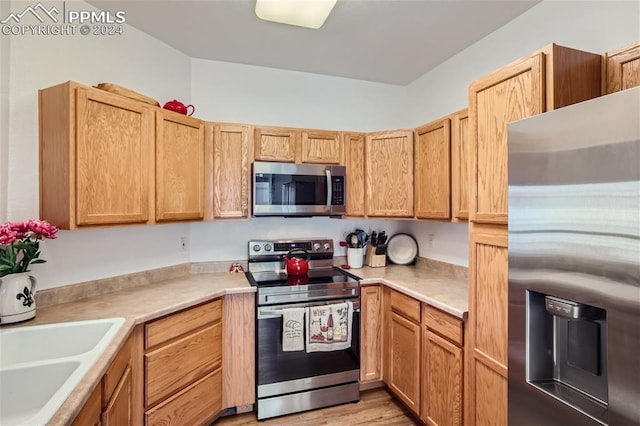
[0,317,125,425]
[0,319,124,368]
[0,361,80,425]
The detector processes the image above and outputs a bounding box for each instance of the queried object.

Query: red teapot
[284,249,310,276]
[163,99,195,116]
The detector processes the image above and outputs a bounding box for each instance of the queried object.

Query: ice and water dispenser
[527,291,608,424]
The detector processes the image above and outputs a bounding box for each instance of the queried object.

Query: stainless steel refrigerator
[508,86,640,426]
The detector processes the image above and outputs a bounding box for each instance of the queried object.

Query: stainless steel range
[245,238,361,421]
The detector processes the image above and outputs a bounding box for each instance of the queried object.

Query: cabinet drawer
[145,298,222,349]
[145,322,222,407]
[145,368,222,426]
[103,334,132,403]
[422,304,463,346]
[390,290,421,323]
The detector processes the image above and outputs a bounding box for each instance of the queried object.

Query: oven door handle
[258,301,360,319]
[325,169,332,211]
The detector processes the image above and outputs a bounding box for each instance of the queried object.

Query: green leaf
[31,259,46,264]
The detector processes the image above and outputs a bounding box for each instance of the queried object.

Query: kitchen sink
[0,317,126,425]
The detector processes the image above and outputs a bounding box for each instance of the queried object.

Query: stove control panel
[248,239,334,256]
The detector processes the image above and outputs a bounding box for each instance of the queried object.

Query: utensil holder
[365,245,386,268]
[347,247,364,269]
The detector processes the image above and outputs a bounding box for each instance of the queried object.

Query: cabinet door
[360,286,383,383]
[102,367,132,426]
[211,124,250,219]
[421,330,463,426]
[75,88,153,226]
[469,53,544,224]
[468,224,508,426]
[253,127,298,162]
[301,130,342,164]
[451,109,470,221]
[155,111,205,221]
[344,132,366,217]
[414,119,451,220]
[388,311,421,414]
[72,383,101,426]
[605,41,640,94]
[365,130,414,217]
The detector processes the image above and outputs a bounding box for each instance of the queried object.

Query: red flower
[0,220,58,277]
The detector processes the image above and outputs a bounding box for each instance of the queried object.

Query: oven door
[253,162,346,216]
[256,299,360,397]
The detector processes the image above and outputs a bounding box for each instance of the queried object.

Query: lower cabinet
[383,289,465,425]
[72,332,135,426]
[360,285,383,385]
[143,298,223,426]
[421,305,464,426]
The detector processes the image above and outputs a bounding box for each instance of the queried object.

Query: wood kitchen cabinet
[468,44,601,225]
[604,41,640,94]
[72,331,138,426]
[253,126,298,162]
[421,305,464,426]
[343,132,366,217]
[385,289,421,415]
[155,110,205,222]
[206,123,251,219]
[253,126,342,165]
[365,130,414,217]
[39,81,207,229]
[40,81,154,229]
[301,129,343,164]
[360,285,383,386]
[144,298,223,426]
[466,43,600,425]
[468,224,508,426]
[414,118,451,220]
[451,109,470,222]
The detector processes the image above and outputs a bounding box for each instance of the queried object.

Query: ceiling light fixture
[255,0,338,29]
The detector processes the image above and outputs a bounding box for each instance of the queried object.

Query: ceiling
[87,0,541,85]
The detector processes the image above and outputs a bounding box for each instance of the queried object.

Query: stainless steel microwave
[252,162,346,216]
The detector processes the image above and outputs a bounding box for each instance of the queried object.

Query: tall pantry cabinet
[466,44,602,425]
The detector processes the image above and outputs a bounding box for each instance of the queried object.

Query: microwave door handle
[325,169,332,211]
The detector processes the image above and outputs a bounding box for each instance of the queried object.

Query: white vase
[0,272,37,325]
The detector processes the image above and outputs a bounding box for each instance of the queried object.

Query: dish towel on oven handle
[306,301,353,353]
[282,307,305,352]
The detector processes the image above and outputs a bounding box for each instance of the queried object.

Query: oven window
[255,174,327,206]
[257,312,360,386]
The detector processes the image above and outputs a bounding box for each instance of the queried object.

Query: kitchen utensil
[284,248,310,275]
[162,99,195,116]
[370,231,377,246]
[378,231,387,245]
[386,233,418,265]
[346,233,359,248]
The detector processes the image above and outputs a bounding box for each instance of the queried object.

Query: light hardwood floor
[214,389,420,425]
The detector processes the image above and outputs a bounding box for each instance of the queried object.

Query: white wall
[0,0,9,222]
[190,218,412,263]
[403,0,640,267]
[191,58,407,132]
[6,0,193,289]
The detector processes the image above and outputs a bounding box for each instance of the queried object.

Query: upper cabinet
[301,130,343,164]
[40,82,154,229]
[253,126,298,162]
[39,81,206,229]
[206,123,251,220]
[414,118,451,220]
[604,41,640,94]
[253,126,342,164]
[451,109,470,222]
[155,111,205,222]
[365,130,414,217]
[343,132,366,217]
[469,44,601,225]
